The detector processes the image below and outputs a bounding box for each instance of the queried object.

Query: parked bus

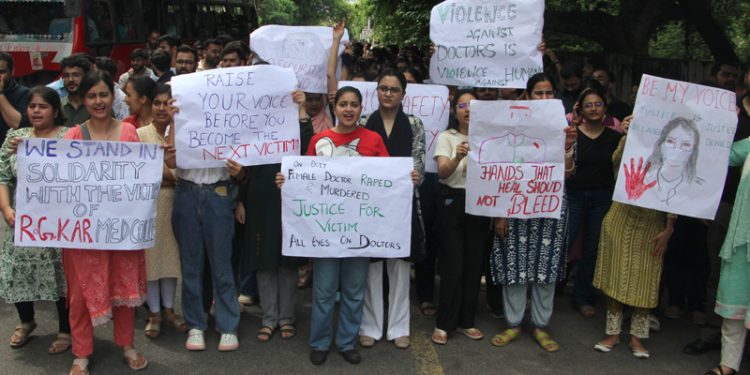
[0,0,258,84]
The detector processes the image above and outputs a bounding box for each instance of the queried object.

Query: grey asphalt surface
[0,280,739,375]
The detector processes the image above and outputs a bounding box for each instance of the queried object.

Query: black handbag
[409,194,427,263]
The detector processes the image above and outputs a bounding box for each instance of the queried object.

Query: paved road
[0,282,737,375]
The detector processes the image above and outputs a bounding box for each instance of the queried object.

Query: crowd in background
[0,21,748,375]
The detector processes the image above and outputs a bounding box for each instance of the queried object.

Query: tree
[257,0,299,25]
[256,0,355,27]
[361,0,748,62]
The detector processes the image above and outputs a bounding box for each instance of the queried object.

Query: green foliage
[714,0,750,62]
[295,0,352,25]
[259,0,299,25]
[364,0,435,47]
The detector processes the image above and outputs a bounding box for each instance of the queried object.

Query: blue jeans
[240,272,258,298]
[567,189,613,308]
[309,257,370,352]
[173,180,241,334]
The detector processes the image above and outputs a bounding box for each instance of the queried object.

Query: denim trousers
[309,257,370,352]
[173,180,241,334]
[567,189,613,308]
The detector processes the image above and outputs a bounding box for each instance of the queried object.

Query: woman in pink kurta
[64,71,148,375]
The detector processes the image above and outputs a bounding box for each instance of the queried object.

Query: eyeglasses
[457,103,470,110]
[377,85,402,95]
[583,102,605,110]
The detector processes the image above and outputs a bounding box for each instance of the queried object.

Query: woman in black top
[566,87,623,318]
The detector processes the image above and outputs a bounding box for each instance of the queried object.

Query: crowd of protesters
[0,19,748,375]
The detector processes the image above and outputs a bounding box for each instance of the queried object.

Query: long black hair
[525,72,556,95]
[28,86,65,126]
[126,76,157,102]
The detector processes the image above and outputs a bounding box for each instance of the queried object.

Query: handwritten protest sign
[465,100,567,219]
[15,139,164,250]
[613,75,737,219]
[338,81,450,173]
[281,156,412,258]
[171,65,300,169]
[429,0,544,88]
[250,25,349,94]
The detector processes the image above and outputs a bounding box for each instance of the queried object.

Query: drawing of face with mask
[646,117,703,204]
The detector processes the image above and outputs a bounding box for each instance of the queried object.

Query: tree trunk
[676,0,739,61]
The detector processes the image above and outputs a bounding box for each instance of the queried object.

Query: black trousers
[15,299,70,333]
[664,216,710,312]
[415,173,440,304]
[435,188,490,331]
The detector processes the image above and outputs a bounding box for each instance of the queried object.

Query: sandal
[163,310,188,333]
[144,313,162,339]
[280,324,296,339]
[431,327,447,345]
[532,328,560,352]
[10,321,37,348]
[490,328,521,347]
[123,348,148,371]
[257,326,275,342]
[69,358,89,375]
[456,327,484,340]
[48,333,72,354]
[420,302,437,317]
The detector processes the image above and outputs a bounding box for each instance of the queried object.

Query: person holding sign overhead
[0,86,70,354]
[488,73,577,352]
[62,70,148,375]
[565,87,622,319]
[358,69,426,350]
[431,89,491,345]
[275,86,392,366]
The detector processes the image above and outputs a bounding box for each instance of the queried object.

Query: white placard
[338,81,450,173]
[466,100,567,218]
[612,75,737,219]
[429,0,544,88]
[15,139,164,250]
[171,65,300,169]
[281,156,413,258]
[250,25,349,94]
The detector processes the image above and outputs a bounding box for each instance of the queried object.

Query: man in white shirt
[117,48,158,88]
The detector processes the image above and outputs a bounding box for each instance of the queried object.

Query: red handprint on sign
[623,157,657,200]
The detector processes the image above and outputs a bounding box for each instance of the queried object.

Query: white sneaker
[185,329,206,351]
[218,333,239,352]
[238,294,256,307]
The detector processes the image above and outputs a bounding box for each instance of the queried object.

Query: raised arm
[327,21,346,96]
